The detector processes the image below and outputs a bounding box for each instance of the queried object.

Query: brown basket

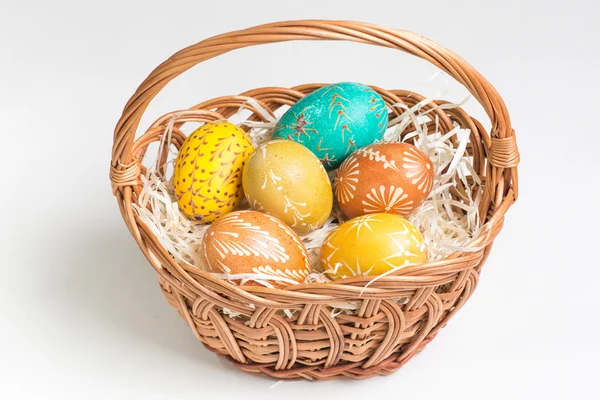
[110,20,519,380]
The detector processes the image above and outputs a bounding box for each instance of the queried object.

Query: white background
[1,0,598,398]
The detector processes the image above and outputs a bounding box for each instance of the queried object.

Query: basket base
[215,333,437,381]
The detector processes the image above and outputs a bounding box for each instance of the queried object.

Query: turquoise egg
[272,82,388,169]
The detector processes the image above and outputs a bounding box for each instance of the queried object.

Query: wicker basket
[110,20,519,380]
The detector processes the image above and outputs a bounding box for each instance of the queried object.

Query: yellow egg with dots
[174,121,254,222]
[320,213,427,280]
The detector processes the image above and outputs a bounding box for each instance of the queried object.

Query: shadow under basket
[110,20,519,380]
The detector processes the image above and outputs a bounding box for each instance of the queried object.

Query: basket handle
[111,20,517,190]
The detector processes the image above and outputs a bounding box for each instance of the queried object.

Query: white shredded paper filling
[133,95,483,290]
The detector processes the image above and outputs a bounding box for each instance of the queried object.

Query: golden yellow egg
[320,213,426,280]
[174,121,254,222]
[242,140,333,234]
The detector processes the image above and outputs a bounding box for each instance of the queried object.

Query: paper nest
[133,96,484,290]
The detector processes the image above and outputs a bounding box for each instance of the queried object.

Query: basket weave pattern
[110,21,519,380]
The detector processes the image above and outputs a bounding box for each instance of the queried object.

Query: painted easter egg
[320,213,426,280]
[202,210,311,287]
[334,142,434,219]
[242,140,333,234]
[272,82,388,169]
[174,121,254,223]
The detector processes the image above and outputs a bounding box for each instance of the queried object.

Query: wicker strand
[109,159,141,194]
[489,134,520,168]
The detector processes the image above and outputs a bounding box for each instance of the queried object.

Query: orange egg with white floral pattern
[334,143,434,219]
[202,210,311,288]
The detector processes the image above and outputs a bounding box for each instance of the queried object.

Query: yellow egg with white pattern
[174,121,254,222]
[242,140,333,234]
[320,213,426,280]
